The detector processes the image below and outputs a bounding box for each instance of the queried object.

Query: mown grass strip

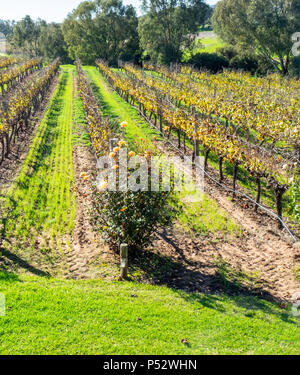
[1,66,75,251]
[0,274,298,355]
[84,66,160,153]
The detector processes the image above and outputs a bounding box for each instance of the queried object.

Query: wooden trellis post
[120,243,128,280]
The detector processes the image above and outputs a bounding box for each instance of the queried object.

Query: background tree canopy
[138,0,210,64]
[0,20,15,36]
[62,0,140,65]
[212,0,300,74]
[6,15,70,63]
[0,0,299,76]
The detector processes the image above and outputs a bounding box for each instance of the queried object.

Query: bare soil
[61,76,119,280]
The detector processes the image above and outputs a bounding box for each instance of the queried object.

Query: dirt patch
[137,224,298,302]
[65,142,118,280]
[63,76,119,280]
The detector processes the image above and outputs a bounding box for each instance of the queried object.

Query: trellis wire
[97,65,299,243]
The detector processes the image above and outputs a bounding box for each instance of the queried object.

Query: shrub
[217,46,237,61]
[229,53,258,73]
[188,52,229,73]
[91,189,179,253]
[90,147,180,254]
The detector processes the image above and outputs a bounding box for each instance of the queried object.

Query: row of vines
[97,60,299,230]
[0,58,60,164]
[0,58,43,94]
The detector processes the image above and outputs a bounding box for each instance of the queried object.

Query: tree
[138,0,210,64]
[212,0,300,75]
[0,20,15,36]
[201,5,213,29]
[10,15,45,56]
[62,0,140,65]
[8,16,69,62]
[38,23,70,63]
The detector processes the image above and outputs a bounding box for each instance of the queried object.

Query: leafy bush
[217,46,237,61]
[91,189,179,253]
[91,146,180,254]
[229,53,259,73]
[255,55,275,75]
[188,52,229,73]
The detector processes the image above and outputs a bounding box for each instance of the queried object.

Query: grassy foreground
[0,273,299,355]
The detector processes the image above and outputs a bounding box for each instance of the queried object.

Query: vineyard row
[97,60,297,228]
[0,59,60,164]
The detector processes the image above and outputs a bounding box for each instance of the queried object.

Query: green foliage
[91,186,179,253]
[217,46,275,75]
[9,15,44,56]
[229,53,259,73]
[217,45,237,61]
[0,19,14,36]
[212,0,300,75]
[290,179,300,221]
[138,0,210,64]
[188,52,229,72]
[62,0,140,65]
[38,23,71,64]
[8,16,69,62]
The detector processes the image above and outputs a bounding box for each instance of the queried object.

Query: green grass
[1,65,75,255]
[0,273,299,355]
[83,66,241,238]
[182,31,226,61]
[178,190,241,238]
[197,36,225,53]
[84,66,161,153]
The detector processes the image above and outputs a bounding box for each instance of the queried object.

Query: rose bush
[91,145,180,254]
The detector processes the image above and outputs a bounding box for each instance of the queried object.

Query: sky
[0,0,219,23]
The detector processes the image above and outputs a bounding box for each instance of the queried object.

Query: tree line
[1,0,299,76]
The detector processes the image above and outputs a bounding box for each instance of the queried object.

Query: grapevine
[97,60,299,228]
[0,59,60,164]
